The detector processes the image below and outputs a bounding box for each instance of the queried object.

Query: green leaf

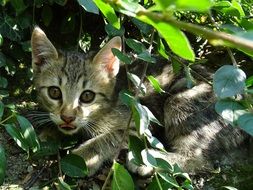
[17,115,40,153]
[146,135,164,150]
[154,0,212,12]
[237,113,253,136]
[119,90,135,106]
[128,135,145,165]
[10,0,27,15]
[0,76,7,88]
[0,15,21,41]
[61,154,87,177]
[133,102,150,135]
[215,99,245,125]
[0,145,6,185]
[246,76,253,87]
[105,24,125,37]
[148,176,174,190]
[41,5,53,26]
[112,48,132,65]
[127,72,146,94]
[155,158,173,172]
[138,15,195,61]
[213,1,241,18]
[126,38,146,54]
[213,65,246,98]
[157,39,169,59]
[143,106,162,126]
[184,65,196,88]
[93,0,120,29]
[131,17,152,35]
[32,140,60,159]
[77,0,99,14]
[0,101,4,120]
[137,51,156,63]
[141,149,157,167]
[147,75,165,94]
[56,177,72,190]
[222,186,238,190]
[4,124,29,153]
[157,172,179,188]
[112,162,134,190]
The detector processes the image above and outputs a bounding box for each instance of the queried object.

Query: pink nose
[60,115,75,123]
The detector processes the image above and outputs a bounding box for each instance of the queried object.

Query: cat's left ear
[31,27,58,66]
[93,36,121,77]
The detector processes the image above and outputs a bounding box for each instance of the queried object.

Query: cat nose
[60,115,76,123]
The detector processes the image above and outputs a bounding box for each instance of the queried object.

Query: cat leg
[72,130,126,176]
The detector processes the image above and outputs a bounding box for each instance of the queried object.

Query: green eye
[48,86,62,100]
[80,90,95,103]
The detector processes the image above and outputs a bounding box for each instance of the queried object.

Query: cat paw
[126,152,154,177]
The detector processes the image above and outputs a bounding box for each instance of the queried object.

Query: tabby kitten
[31,27,248,176]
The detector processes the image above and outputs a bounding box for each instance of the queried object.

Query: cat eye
[48,86,62,100]
[80,90,95,103]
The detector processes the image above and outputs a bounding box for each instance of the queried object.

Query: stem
[137,10,253,51]
[155,172,163,190]
[0,114,15,126]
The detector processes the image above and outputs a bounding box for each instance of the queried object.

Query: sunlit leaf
[127,72,146,94]
[61,154,87,177]
[137,15,195,61]
[237,113,253,136]
[157,172,179,188]
[215,99,246,125]
[78,0,99,14]
[213,65,246,98]
[141,149,157,167]
[147,75,165,94]
[128,135,145,165]
[93,0,120,29]
[56,177,72,190]
[17,115,40,152]
[4,124,29,153]
[112,162,134,190]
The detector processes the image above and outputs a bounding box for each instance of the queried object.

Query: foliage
[0,0,253,189]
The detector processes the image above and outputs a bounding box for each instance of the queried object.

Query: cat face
[31,27,121,135]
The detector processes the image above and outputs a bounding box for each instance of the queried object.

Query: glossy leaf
[237,113,253,136]
[93,0,120,29]
[143,106,162,126]
[156,158,173,172]
[105,24,125,37]
[78,0,99,14]
[133,102,150,135]
[147,75,165,94]
[222,186,238,190]
[0,145,6,185]
[112,162,134,190]
[156,0,212,11]
[128,135,145,165]
[157,39,169,59]
[61,154,88,177]
[4,124,29,152]
[157,172,179,188]
[138,15,195,61]
[0,34,3,46]
[213,65,246,98]
[127,72,146,94]
[215,99,245,125]
[126,38,146,54]
[0,15,21,41]
[147,176,174,190]
[112,48,132,65]
[141,149,157,167]
[56,177,72,190]
[17,115,40,152]
[137,51,156,63]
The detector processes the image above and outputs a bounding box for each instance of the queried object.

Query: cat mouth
[59,124,76,130]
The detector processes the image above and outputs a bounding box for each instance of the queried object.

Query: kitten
[31,27,249,176]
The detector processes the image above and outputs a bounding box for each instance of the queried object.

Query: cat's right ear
[31,27,58,66]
